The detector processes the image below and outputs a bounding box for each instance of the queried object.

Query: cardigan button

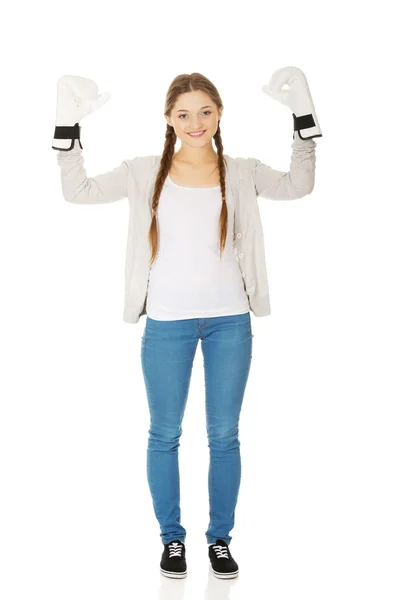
[239,253,243,258]
[236,232,242,238]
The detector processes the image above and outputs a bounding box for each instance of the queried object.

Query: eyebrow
[176,105,213,113]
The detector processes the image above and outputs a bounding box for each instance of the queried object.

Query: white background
[1,1,399,599]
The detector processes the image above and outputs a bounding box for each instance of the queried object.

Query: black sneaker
[160,540,187,578]
[208,539,239,579]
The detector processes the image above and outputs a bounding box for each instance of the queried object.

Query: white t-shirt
[146,174,250,320]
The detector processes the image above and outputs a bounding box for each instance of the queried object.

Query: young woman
[53,68,322,580]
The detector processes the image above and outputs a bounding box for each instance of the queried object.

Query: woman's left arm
[253,66,322,200]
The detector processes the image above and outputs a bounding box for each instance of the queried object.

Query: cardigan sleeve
[56,139,130,204]
[252,131,317,200]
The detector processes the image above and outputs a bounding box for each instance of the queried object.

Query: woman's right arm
[56,139,129,204]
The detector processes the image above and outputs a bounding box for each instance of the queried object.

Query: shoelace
[168,542,183,558]
[212,545,229,559]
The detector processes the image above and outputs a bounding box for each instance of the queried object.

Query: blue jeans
[140,311,253,546]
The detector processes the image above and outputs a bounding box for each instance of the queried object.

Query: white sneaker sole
[160,567,187,578]
[211,566,239,579]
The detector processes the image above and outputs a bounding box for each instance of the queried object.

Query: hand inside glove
[52,75,111,151]
[262,66,322,140]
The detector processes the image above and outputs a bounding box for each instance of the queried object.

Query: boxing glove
[262,66,322,140]
[52,75,111,151]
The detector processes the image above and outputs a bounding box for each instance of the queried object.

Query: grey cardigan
[56,132,317,324]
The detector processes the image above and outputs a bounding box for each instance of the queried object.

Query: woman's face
[166,90,222,147]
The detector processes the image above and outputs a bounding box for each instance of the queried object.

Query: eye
[178,110,212,119]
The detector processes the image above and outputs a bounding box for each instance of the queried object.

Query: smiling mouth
[187,130,206,137]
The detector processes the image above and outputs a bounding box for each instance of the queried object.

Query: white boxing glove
[52,75,111,151]
[262,66,322,140]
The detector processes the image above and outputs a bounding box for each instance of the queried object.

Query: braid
[213,122,228,260]
[148,125,176,266]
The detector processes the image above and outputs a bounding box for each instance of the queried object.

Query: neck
[173,142,218,166]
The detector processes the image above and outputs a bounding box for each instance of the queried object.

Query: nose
[188,119,203,129]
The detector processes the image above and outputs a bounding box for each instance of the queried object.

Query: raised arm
[255,66,322,199]
[252,132,316,200]
[52,75,129,204]
[56,139,129,204]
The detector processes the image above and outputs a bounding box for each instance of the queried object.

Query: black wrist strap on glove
[52,122,83,150]
[292,113,322,140]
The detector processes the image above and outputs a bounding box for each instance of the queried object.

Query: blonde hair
[148,72,227,267]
